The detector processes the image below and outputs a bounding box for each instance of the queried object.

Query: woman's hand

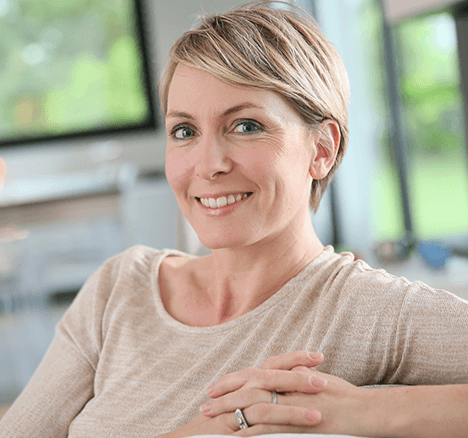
[201,351,372,437]
[205,350,325,399]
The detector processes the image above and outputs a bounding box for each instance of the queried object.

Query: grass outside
[372,152,468,241]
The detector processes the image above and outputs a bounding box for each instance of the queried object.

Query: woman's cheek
[165,151,192,193]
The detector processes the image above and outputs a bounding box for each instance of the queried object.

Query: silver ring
[271,390,277,404]
[235,408,249,429]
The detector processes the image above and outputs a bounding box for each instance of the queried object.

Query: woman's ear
[309,119,340,180]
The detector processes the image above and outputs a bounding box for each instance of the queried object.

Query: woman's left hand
[201,356,372,436]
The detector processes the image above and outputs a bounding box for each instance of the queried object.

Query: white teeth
[199,193,250,209]
[217,196,227,208]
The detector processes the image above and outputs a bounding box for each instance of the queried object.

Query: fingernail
[308,352,324,361]
[206,385,214,396]
[200,403,211,414]
[310,376,327,388]
[305,409,321,424]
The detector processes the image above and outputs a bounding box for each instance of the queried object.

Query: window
[395,12,468,239]
[363,1,468,241]
[0,0,156,148]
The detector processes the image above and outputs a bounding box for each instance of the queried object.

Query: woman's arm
[0,259,106,437]
[369,383,468,438]
[0,332,95,437]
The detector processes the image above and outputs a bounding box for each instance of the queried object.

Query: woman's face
[165,64,319,250]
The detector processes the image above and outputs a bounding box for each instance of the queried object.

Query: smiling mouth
[196,193,252,209]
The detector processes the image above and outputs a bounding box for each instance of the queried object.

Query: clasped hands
[199,351,369,437]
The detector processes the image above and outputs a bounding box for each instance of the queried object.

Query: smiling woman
[164,64,330,251]
[160,3,349,214]
[1,2,468,438]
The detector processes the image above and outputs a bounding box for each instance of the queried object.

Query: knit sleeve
[387,282,468,385]
[0,251,123,437]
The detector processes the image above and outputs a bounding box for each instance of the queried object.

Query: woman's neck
[160,212,325,327]
[197,222,324,324]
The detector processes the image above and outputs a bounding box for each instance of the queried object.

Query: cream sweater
[1,245,467,438]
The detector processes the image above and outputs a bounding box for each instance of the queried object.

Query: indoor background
[1,0,468,412]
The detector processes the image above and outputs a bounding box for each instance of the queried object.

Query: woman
[1,2,467,437]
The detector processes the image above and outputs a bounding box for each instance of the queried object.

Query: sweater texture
[1,245,467,437]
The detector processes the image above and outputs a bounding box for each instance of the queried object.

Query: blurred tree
[397,13,464,155]
[0,0,150,141]
[361,1,468,240]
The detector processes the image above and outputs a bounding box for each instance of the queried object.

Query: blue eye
[233,120,262,134]
[172,126,195,139]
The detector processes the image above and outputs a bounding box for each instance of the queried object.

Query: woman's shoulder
[321,247,420,290]
[62,245,188,318]
[322,248,468,315]
[57,246,191,351]
[108,244,174,264]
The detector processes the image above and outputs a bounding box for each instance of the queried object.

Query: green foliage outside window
[0,0,151,142]
[361,0,468,241]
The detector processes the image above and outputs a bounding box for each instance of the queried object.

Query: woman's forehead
[168,64,262,104]
[166,64,303,125]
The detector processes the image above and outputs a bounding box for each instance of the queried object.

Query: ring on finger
[271,390,277,404]
[235,408,249,429]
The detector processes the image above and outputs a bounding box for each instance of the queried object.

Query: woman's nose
[195,136,233,180]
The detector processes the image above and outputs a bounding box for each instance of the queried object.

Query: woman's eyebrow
[166,103,265,121]
[222,102,264,117]
[166,111,194,120]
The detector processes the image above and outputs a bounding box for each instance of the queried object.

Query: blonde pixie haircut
[159,1,350,212]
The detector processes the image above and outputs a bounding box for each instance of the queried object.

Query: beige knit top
[1,245,467,438]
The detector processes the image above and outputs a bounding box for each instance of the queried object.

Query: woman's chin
[196,231,253,251]
[198,238,245,251]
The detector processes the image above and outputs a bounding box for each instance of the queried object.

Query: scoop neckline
[152,246,336,334]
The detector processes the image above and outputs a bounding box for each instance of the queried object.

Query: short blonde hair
[159,1,350,212]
